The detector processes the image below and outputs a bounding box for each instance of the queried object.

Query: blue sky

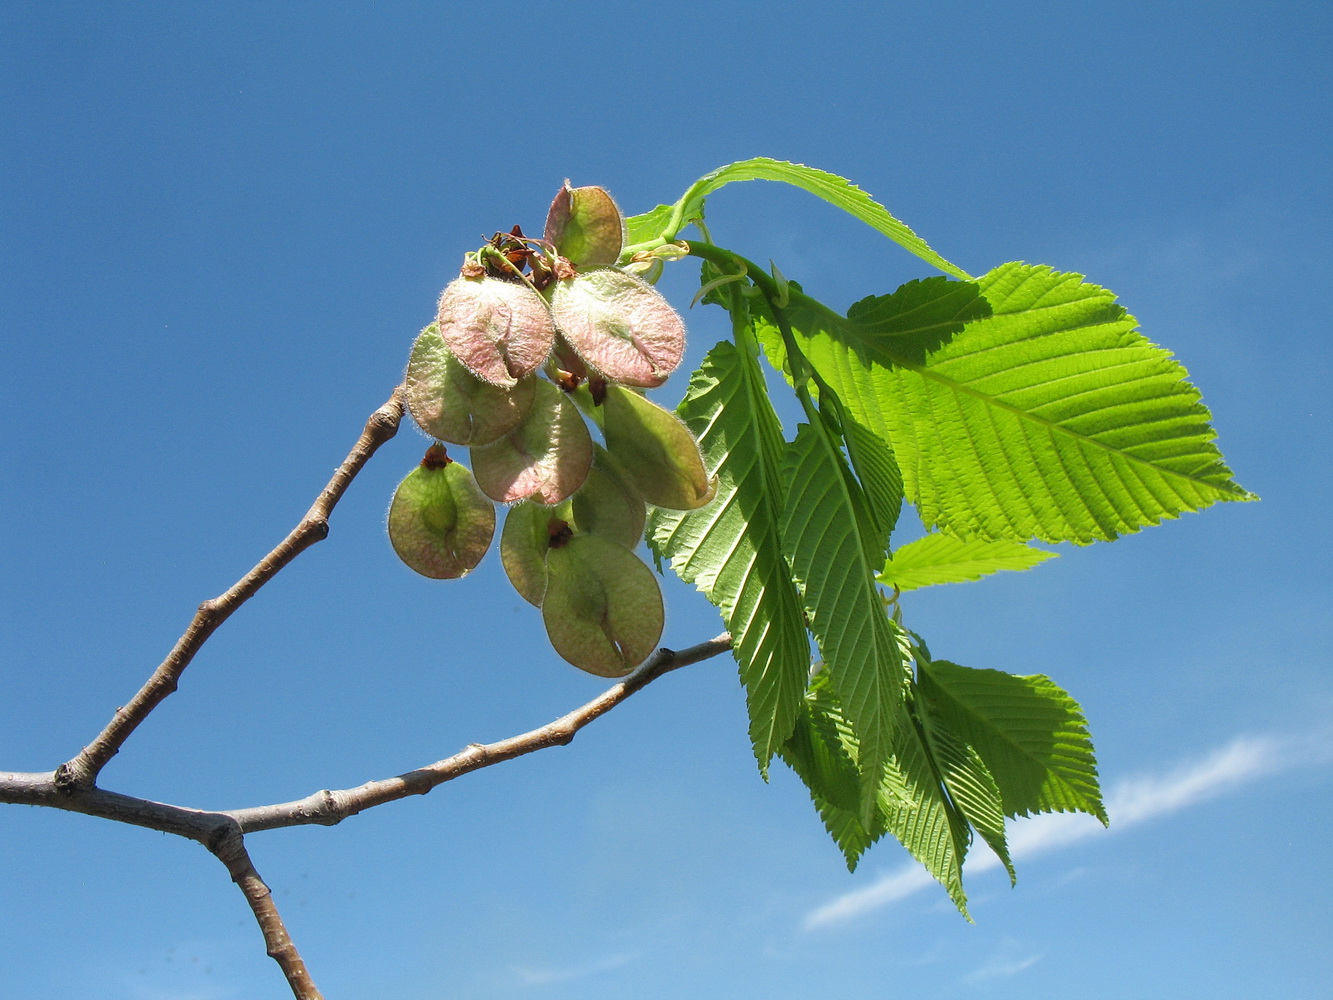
[2,3,1330,998]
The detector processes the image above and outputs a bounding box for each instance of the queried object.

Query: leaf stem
[686,241,827,423]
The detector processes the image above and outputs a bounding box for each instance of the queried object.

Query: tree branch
[227,633,734,833]
[211,825,324,1000]
[1,636,732,832]
[54,387,407,791]
[0,776,231,840]
[0,381,736,999]
[0,631,733,1000]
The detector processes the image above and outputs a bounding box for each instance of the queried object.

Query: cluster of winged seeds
[388,183,714,676]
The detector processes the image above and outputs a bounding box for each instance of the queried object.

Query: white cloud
[801,865,938,929]
[961,945,1043,985]
[803,733,1304,930]
[1105,735,1282,826]
[512,951,638,986]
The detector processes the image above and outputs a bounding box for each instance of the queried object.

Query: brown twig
[54,387,407,791]
[0,776,322,997]
[0,632,734,1000]
[0,380,737,999]
[227,633,734,832]
[0,635,734,833]
[2,635,734,833]
[211,825,325,1000]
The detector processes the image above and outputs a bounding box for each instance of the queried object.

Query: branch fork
[1,384,733,1000]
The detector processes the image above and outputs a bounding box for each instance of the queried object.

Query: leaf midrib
[947,699,1093,805]
[813,309,1248,498]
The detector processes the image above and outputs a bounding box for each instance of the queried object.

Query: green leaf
[784,677,974,911]
[624,157,970,279]
[779,682,885,871]
[880,534,1055,591]
[623,202,675,249]
[917,710,1015,884]
[781,687,864,818]
[791,264,1255,543]
[746,289,905,549]
[741,284,795,382]
[918,658,1107,823]
[814,797,883,873]
[781,418,905,794]
[648,339,810,773]
[880,706,972,915]
[842,412,903,547]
